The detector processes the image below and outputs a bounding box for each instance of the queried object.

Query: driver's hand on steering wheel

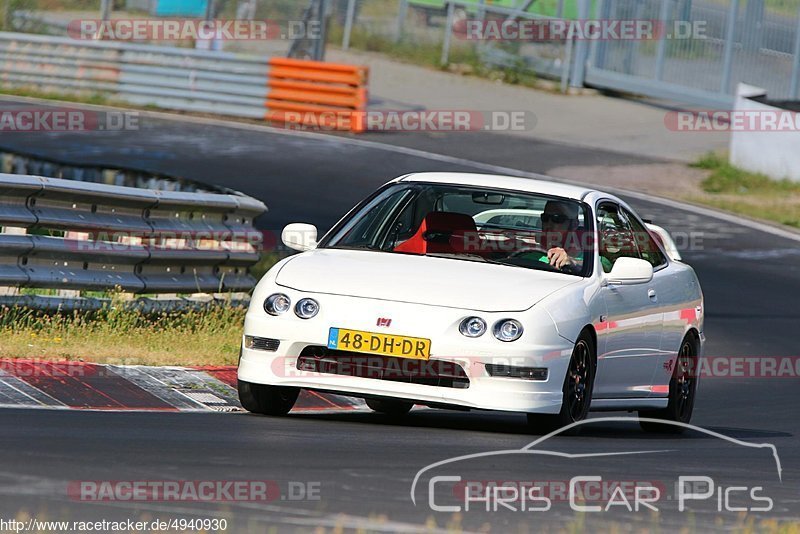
[547,247,574,270]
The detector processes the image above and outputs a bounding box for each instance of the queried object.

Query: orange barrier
[265,58,369,133]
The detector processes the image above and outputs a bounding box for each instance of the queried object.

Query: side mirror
[282,223,318,252]
[606,257,653,285]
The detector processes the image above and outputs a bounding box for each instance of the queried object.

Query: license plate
[327,328,431,360]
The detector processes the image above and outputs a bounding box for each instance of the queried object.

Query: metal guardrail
[0,31,271,119]
[0,294,250,312]
[0,31,370,129]
[0,173,267,294]
[0,147,225,193]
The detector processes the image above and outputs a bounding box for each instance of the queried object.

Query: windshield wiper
[423,253,519,269]
[326,244,383,251]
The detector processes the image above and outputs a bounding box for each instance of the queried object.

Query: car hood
[274,249,581,312]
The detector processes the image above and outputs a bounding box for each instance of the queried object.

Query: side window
[596,202,640,273]
[623,208,668,268]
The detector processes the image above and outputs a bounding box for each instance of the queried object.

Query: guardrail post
[654,0,672,81]
[395,0,409,42]
[561,36,574,93]
[441,1,455,65]
[569,0,591,87]
[342,0,357,50]
[720,0,740,94]
[204,0,215,20]
[791,7,800,98]
[741,0,763,52]
[1,0,9,31]
[592,0,611,69]
[312,0,330,61]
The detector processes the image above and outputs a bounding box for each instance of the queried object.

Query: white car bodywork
[238,172,704,415]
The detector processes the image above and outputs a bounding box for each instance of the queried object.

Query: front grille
[297,346,470,389]
[485,363,548,380]
[245,336,280,352]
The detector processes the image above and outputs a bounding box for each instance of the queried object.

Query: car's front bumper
[238,293,574,414]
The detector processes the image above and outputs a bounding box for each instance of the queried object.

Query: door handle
[647,288,657,300]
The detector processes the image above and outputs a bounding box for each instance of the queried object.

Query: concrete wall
[729,83,800,182]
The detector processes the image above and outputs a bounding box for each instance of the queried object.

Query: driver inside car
[540,200,582,270]
[500,200,584,272]
[535,200,614,273]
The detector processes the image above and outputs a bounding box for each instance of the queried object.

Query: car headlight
[295,298,320,319]
[264,293,291,315]
[493,319,523,342]
[459,316,487,338]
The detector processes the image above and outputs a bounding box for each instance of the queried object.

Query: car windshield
[321,183,593,276]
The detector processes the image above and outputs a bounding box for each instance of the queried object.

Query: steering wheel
[503,247,562,271]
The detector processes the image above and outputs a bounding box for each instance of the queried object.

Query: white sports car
[238,172,704,432]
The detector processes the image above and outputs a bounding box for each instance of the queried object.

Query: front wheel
[527,331,595,434]
[366,398,413,416]
[238,380,299,415]
[639,335,698,433]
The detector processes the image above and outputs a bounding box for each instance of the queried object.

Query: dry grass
[0,301,246,366]
[689,152,800,228]
[0,255,285,366]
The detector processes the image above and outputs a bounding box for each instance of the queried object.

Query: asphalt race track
[0,100,799,531]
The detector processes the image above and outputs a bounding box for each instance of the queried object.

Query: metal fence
[0,173,266,297]
[3,0,308,57]
[391,0,800,108]
[583,0,800,107]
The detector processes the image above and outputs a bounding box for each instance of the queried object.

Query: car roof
[395,172,602,202]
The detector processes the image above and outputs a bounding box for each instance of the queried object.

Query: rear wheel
[639,335,698,433]
[527,331,595,434]
[366,398,414,416]
[238,380,299,415]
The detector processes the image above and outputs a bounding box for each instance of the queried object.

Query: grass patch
[0,254,286,365]
[0,299,246,366]
[0,85,117,106]
[692,152,800,195]
[689,152,800,228]
[689,196,800,228]
[707,0,800,17]
[765,0,800,15]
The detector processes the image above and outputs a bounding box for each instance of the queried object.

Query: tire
[639,335,698,433]
[365,398,414,416]
[238,380,299,416]
[527,331,595,434]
